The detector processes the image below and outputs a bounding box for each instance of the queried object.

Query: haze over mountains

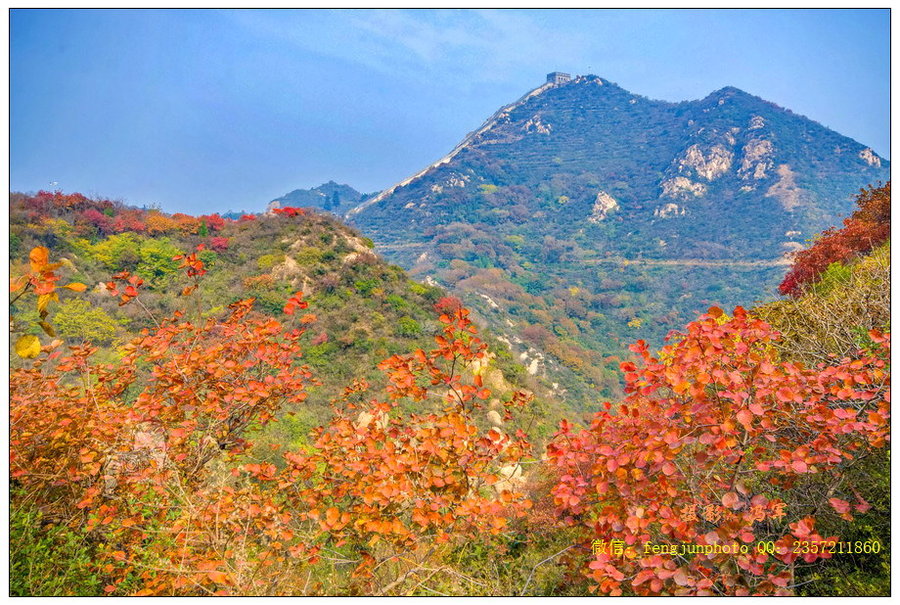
[326,74,888,406]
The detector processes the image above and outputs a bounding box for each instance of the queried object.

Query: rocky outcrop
[678,144,734,181]
[493,463,525,493]
[738,138,775,180]
[859,148,882,167]
[486,410,504,427]
[654,202,686,218]
[523,116,552,135]
[587,191,619,223]
[660,176,706,200]
[766,164,808,212]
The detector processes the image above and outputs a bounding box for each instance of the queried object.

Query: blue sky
[11,8,890,214]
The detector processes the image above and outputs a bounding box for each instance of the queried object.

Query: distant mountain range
[338,74,888,407]
[268,180,363,214]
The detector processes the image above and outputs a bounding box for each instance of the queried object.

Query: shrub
[257,253,283,271]
[10,501,102,596]
[547,307,890,595]
[54,298,119,343]
[780,183,889,296]
[396,316,422,337]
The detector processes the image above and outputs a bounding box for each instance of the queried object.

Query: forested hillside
[349,76,889,407]
[9,191,560,444]
[9,183,890,596]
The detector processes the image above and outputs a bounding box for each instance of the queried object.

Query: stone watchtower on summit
[546,71,571,85]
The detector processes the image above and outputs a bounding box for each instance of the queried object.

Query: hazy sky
[11,8,890,214]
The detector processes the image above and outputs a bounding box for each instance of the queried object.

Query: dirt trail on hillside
[373,241,790,268]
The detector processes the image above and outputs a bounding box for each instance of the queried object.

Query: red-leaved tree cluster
[10,246,535,595]
[779,182,890,297]
[547,306,889,595]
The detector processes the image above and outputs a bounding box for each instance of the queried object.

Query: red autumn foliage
[433,295,464,315]
[199,214,226,232]
[79,208,115,234]
[111,209,147,234]
[547,306,890,595]
[779,182,890,297]
[209,236,230,252]
[272,206,308,218]
[10,245,534,595]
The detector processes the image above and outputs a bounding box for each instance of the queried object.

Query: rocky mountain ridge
[344,74,889,407]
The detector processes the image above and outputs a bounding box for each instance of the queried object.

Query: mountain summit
[350,74,886,259]
[269,181,362,214]
[346,75,888,406]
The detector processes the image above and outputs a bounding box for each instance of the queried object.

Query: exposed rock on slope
[346,75,888,407]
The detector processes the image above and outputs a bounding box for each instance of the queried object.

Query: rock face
[766,164,808,212]
[677,143,734,181]
[654,202,686,218]
[738,139,775,181]
[660,176,707,200]
[859,148,882,167]
[588,191,619,223]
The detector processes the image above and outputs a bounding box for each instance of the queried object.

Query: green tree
[396,316,421,336]
[137,238,183,283]
[54,299,119,343]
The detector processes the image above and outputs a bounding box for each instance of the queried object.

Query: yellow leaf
[15,334,41,359]
[37,292,59,312]
[29,247,49,272]
[63,282,87,292]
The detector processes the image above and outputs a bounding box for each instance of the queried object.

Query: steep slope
[348,75,889,407]
[9,191,563,443]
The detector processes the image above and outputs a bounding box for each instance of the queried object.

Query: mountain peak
[712,85,750,95]
[347,74,887,408]
[268,181,362,213]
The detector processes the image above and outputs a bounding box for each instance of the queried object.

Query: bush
[10,502,102,596]
[385,293,408,311]
[257,253,283,271]
[396,316,422,336]
[136,238,182,282]
[54,298,119,343]
[779,183,889,296]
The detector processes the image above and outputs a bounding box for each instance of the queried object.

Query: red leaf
[736,409,753,429]
[828,498,851,514]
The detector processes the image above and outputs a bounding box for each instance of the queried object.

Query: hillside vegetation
[349,77,889,407]
[8,183,890,596]
[9,191,558,446]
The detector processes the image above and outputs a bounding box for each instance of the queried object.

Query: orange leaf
[207,571,229,584]
[9,275,28,293]
[325,506,340,527]
[29,246,50,272]
[736,409,753,429]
